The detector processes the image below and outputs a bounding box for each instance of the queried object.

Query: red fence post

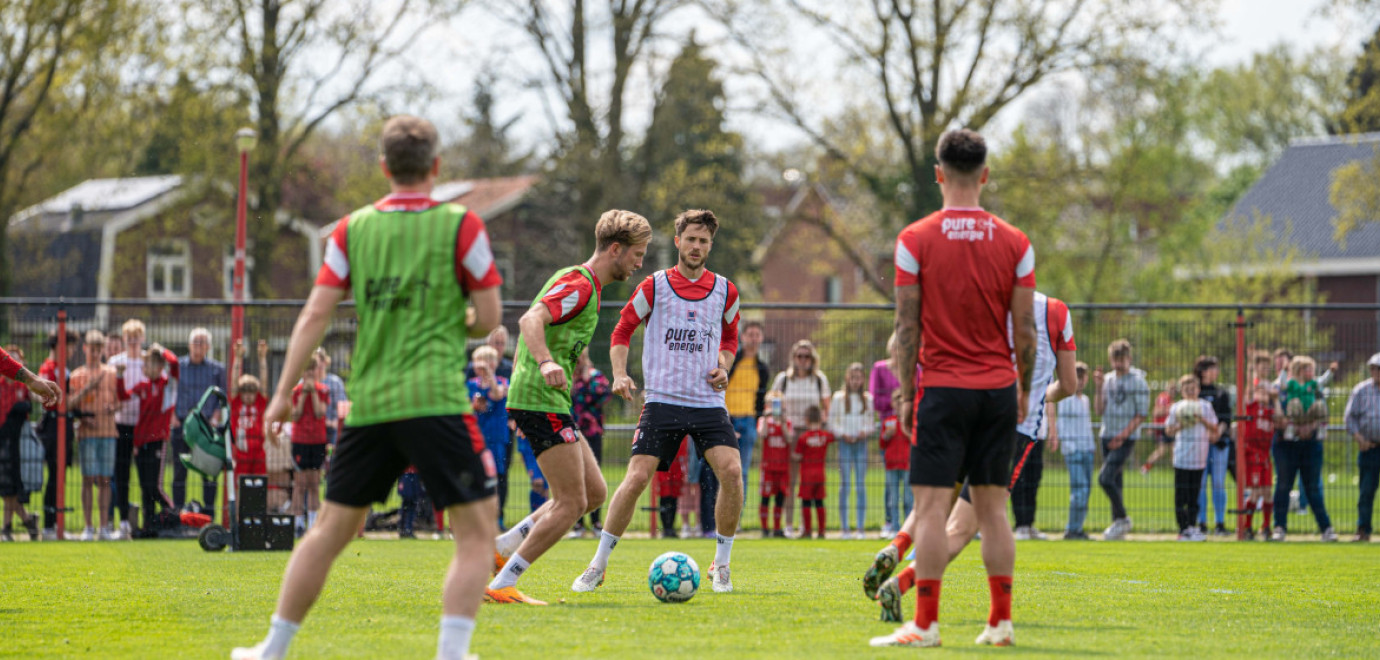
[56,308,68,540]
[649,471,659,538]
[1234,307,1247,540]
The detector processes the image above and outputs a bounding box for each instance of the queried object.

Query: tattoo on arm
[893,286,921,402]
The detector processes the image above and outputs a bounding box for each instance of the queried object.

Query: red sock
[988,575,1013,626]
[913,579,942,629]
[1263,503,1273,531]
[816,507,826,535]
[773,504,783,531]
[1244,511,1254,530]
[892,531,913,556]
[436,510,445,532]
[802,502,813,536]
[759,505,769,531]
[896,565,916,594]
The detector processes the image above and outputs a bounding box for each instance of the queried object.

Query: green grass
[2,537,1377,658]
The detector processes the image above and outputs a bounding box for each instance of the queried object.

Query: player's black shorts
[957,433,1035,503]
[292,443,327,471]
[910,385,1018,488]
[633,402,738,472]
[325,414,496,509]
[508,409,582,458]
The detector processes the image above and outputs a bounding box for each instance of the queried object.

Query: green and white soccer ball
[648,551,700,603]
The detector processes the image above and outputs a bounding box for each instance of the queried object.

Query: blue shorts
[80,436,117,478]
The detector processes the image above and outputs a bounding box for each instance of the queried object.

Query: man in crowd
[172,328,226,520]
[1344,353,1380,542]
[725,320,770,498]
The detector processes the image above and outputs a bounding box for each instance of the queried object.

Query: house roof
[1228,133,1380,265]
[9,175,183,227]
[439,175,539,218]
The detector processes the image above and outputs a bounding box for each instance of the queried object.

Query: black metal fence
[3,298,1378,539]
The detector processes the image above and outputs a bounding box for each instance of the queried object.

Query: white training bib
[642,270,728,409]
[1013,292,1057,439]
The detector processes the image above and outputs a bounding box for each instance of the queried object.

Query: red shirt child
[115,347,180,447]
[758,415,793,497]
[291,381,330,445]
[795,427,835,500]
[231,389,270,476]
[655,436,691,499]
[880,415,909,471]
[1242,398,1275,488]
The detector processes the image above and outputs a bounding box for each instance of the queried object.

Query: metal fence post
[1234,307,1247,540]
[56,307,68,540]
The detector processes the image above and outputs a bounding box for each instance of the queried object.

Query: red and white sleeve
[456,211,503,292]
[539,271,594,324]
[720,280,740,355]
[894,229,921,288]
[611,276,656,347]
[1049,298,1076,352]
[1013,233,1036,288]
[316,216,351,289]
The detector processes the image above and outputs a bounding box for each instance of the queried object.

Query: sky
[401,0,1365,165]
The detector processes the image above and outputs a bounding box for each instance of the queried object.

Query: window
[825,276,842,304]
[147,240,191,299]
[223,244,255,300]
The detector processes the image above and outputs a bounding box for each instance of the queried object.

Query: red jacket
[880,415,909,470]
[291,382,330,445]
[795,429,835,483]
[115,350,180,447]
[758,417,793,473]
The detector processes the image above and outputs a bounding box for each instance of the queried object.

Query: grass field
[3,537,1377,658]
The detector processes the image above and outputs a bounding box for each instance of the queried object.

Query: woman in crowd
[770,339,830,537]
[830,362,874,539]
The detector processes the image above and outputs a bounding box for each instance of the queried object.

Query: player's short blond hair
[472,345,499,368]
[121,319,146,337]
[595,210,652,251]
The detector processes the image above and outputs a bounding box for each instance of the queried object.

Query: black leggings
[802,498,824,508]
[40,412,74,529]
[760,493,785,508]
[1175,467,1205,532]
[659,495,677,533]
[1010,439,1044,527]
[111,424,135,524]
[134,442,172,530]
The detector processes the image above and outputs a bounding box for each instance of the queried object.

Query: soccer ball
[648,551,700,603]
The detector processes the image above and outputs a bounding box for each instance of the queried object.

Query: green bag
[179,386,230,478]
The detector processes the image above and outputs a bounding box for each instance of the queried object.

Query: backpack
[18,421,43,493]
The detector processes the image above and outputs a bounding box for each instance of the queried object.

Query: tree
[1337,20,1380,133]
[483,0,690,244]
[188,0,462,296]
[636,37,759,281]
[444,73,531,178]
[708,0,1209,299]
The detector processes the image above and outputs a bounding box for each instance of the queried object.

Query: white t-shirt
[771,371,830,429]
[107,353,146,426]
[828,390,874,439]
[1167,399,1218,470]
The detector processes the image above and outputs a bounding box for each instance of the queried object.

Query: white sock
[437,615,476,660]
[262,614,300,658]
[714,533,734,567]
[591,530,620,570]
[487,553,530,590]
[495,513,540,556]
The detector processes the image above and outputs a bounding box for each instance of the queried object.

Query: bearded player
[571,209,744,594]
[866,291,1078,624]
[484,210,652,605]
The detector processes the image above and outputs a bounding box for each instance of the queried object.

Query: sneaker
[680,523,693,538]
[79,527,95,541]
[1063,530,1090,540]
[1321,527,1338,542]
[1355,531,1371,542]
[1028,527,1047,540]
[1270,527,1286,542]
[1213,523,1230,537]
[1189,528,1208,542]
[1103,517,1132,540]
[1177,531,1193,541]
[26,516,42,541]
[571,566,606,593]
[976,620,1015,646]
[771,529,786,538]
[119,521,132,540]
[399,531,416,539]
[0,527,12,542]
[492,551,508,576]
[1013,526,1033,540]
[879,527,897,540]
[662,528,679,539]
[1244,528,1256,541]
[483,586,547,605]
[870,621,941,648]
[708,562,732,593]
[876,577,903,623]
[760,528,771,539]
[230,642,281,660]
[863,544,899,599]
[99,527,116,541]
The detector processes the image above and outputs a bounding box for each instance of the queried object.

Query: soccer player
[232,115,502,660]
[870,129,1037,649]
[868,292,1078,624]
[484,209,652,605]
[572,209,744,594]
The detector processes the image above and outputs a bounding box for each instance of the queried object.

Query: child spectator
[879,390,911,539]
[229,340,271,478]
[1049,362,1096,540]
[758,394,792,538]
[795,405,835,539]
[397,466,423,539]
[290,353,330,536]
[312,348,347,447]
[1194,356,1233,536]
[1162,375,1219,541]
[1282,356,1328,428]
[656,436,690,538]
[1241,383,1276,539]
[466,346,510,528]
[1152,380,1179,448]
[108,319,147,539]
[71,330,119,540]
[1096,338,1149,540]
[114,344,180,537]
[830,362,874,539]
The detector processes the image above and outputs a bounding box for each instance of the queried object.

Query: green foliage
[444,73,531,178]
[1330,144,1380,246]
[1338,20,1380,133]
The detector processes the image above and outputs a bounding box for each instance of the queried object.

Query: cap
[1368,353,1380,368]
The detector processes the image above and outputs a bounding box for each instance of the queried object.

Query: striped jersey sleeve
[539,270,595,323]
[720,279,740,355]
[1048,297,1076,351]
[611,275,656,347]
